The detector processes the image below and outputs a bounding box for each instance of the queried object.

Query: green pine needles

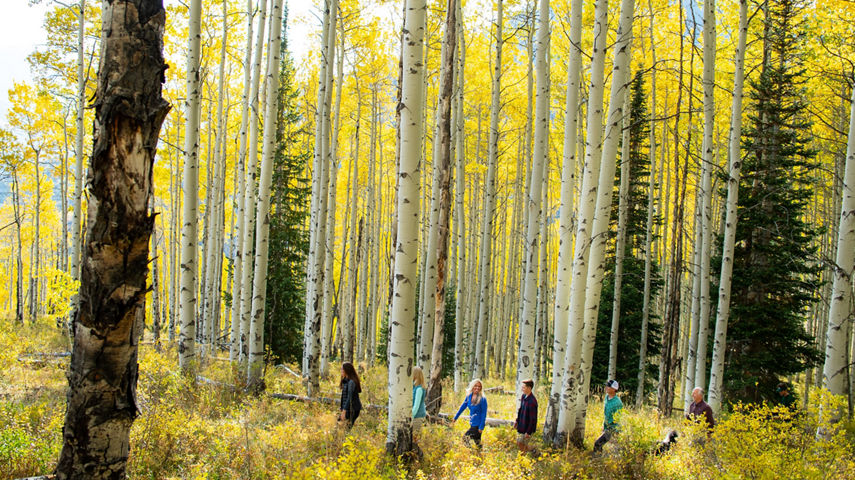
[713,0,822,405]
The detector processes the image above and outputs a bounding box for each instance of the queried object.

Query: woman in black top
[339,362,362,427]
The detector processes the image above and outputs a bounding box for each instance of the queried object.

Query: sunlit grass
[1,322,853,479]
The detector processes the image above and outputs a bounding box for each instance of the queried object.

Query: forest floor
[1,320,854,479]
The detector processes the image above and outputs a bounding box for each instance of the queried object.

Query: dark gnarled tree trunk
[56,1,169,479]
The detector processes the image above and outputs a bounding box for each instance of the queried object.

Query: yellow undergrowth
[1,322,853,479]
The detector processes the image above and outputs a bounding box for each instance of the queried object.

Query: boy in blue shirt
[593,379,623,452]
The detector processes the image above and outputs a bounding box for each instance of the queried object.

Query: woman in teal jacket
[412,366,427,438]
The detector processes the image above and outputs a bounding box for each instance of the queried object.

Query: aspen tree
[473,0,503,379]
[555,0,609,449]
[68,0,86,331]
[304,0,337,395]
[694,0,716,396]
[821,84,855,396]
[426,0,457,412]
[230,0,255,362]
[344,97,361,364]
[56,0,168,475]
[247,0,284,389]
[452,3,466,391]
[387,0,425,456]
[203,0,228,358]
[517,0,549,400]
[179,0,203,372]
[708,0,747,414]
[543,0,583,443]
[575,0,635,439]
[240,0,269,365]
[321,25,344,375]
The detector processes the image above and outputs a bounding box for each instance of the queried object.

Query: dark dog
[652,429,679,455]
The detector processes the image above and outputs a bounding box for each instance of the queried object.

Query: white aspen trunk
[204,0,228,358]
[426,0,457,412]
[69,0,86,330]
[685,189,703,411]
[708,0,747,415]
[517,0,549,401]
[575,0,635,442]
[179,0,203,372]
[473,0,503,379]
[555,0,610,448]
[534,167,550,384]
[608,92,632,382]
[304,0,337,395]
[230,0,255,362]
[418,32,450,370]
[320,30,344,375]
[241,0,271,366]
[367,85,380,366]
[694,0,716,395]
[822,84,855,396]
[169,114,180,342]
[13,173,24,325]
[247,0,284,388]
[33,152,42,321]
[152,225,162,349]
[344,99,361,364]
[452,6,466,391]
[387,0,425,455]
[636,2,657,407]
[543,0,583,443]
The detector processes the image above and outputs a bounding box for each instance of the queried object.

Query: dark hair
[522,379,534,389]
[341,362,362,393]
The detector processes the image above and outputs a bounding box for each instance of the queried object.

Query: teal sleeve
[412,387,424,417]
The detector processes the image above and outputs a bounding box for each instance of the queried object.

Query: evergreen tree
[712,0,821,404]
[593,71,663,401]
[265,7,310,364]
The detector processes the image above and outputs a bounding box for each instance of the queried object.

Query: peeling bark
[56,1,168,477]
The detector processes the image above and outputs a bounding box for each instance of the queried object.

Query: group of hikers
[336,362,798,455]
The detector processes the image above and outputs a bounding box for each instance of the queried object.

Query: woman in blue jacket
[451,379,487,447]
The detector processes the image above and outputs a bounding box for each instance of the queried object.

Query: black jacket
[340,378,362,416]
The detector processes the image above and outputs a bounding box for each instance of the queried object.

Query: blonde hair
[413,366,425,387]
[467,379,484,405]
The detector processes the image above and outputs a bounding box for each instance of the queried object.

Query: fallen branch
[18,352,71,358]
[274,364,302,378]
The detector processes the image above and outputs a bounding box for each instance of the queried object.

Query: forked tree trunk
[555,0,609,449]
[575,0,635,441]
[56,0,168,477]
[543,0,582,443]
